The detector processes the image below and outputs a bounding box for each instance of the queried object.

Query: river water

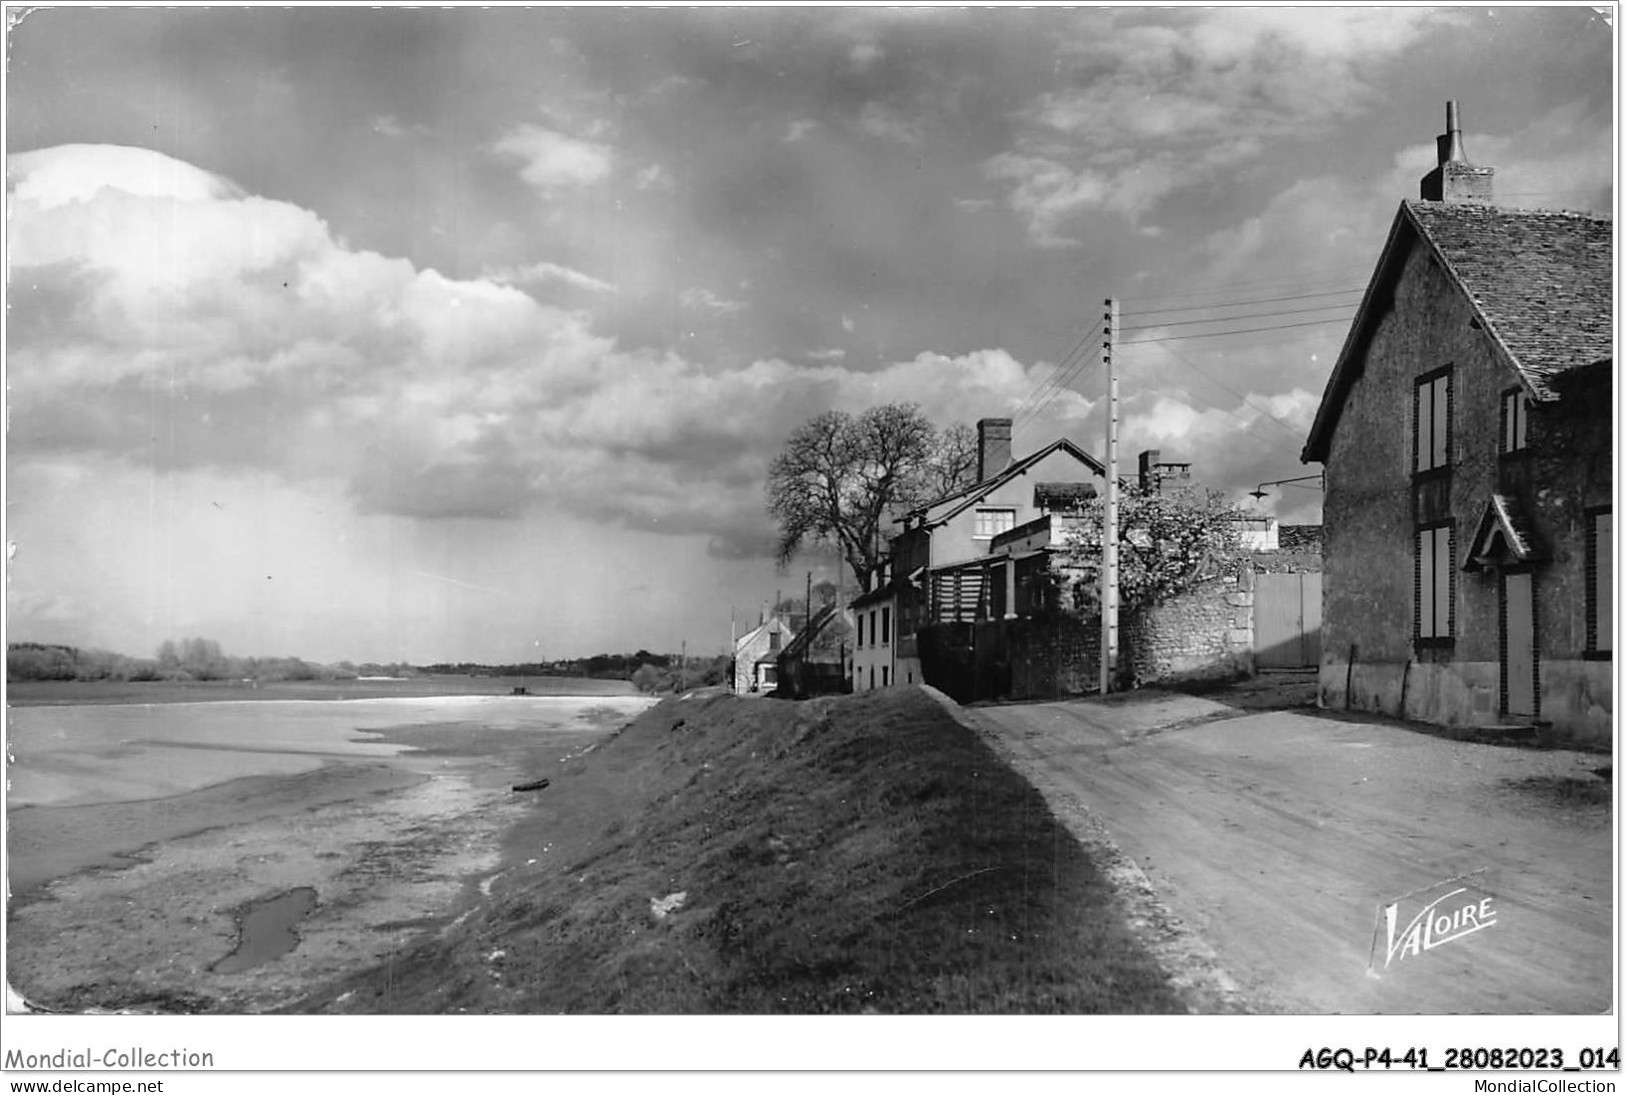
[6,694,656,891]
[5,691,660,1012]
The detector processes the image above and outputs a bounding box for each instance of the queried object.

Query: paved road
[960,691,1612,1014]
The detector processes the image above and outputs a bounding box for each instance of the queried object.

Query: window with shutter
[1416,522,1455,643]
[1415,369,1452,473]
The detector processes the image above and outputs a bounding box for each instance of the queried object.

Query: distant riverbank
[5,674,637,706]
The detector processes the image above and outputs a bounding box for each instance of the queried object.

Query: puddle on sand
[213,887,319,974]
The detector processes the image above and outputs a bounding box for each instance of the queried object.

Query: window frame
[1413,366,1453,476]
[1415,520,1456,646]
[972,506,1018,540]
[880,606,891,645]
[1500,386,1530,456]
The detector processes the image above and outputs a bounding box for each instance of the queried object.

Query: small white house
[732,614,795,693]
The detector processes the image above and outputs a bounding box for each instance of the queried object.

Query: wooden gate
[1254,572,1323,669]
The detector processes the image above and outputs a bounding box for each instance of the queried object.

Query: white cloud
[487,261,618,295]
[856,101,919,145]
[635,163,675,191]
[988,7,1463,241]
[982,154,1108,247]
[494,124,613,191]
[784,119,819,143]
[9,143,243,207]
[371,115,427,139]
[679,287,747,316]
[8,143,1340,560]
[848,39,885,71]
[9,147,1056,544]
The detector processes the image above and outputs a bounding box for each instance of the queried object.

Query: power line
[1121,314,1356,345]
[1011,318,1102,426]
[1129,338,1310,444]
[1121,299,1364,332]
[1121,270,1368,309]
[1132,323,1351,358]
[1013,347,1093,429]
[1016,343,1104,430]
[1122,286,1364,319]
[1010,319,1100,416]
[1018,350,1103,431]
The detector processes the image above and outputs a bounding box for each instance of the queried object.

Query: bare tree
[767,404,972,592]
[923,421,978,500]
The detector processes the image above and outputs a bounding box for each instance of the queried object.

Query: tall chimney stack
[1420,100,1494,204]
[977,418,1013,482]
[1437,100,1466,164]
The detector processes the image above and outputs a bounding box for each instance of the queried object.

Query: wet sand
[5,694,657,1013]
[6,761,422,896]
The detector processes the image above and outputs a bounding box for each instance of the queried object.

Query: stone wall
[1121,571,1255,687]
[921,572,1252,700]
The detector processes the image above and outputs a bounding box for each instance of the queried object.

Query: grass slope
[308,687,1184,1014]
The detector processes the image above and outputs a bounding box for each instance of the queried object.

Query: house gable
[904,437,1105,527]
[1303,201,1612,464]
[927,443,1106,568]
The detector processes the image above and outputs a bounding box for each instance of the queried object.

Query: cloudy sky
[5,5,1614,664]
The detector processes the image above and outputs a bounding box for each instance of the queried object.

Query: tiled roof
[1463,493,1547,570]
[1303,199,1614,463]
[1405,201,1613,397]
[1277,524,1323,553]
[902,437,1106,523]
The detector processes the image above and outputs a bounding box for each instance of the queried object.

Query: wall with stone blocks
[1122,571,1255,687]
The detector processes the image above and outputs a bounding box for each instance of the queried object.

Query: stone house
[1301,103,1612,744]
[881,417,1107,688]
[731,613,795,693]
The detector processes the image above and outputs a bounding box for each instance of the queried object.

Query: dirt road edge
[919,685,1254,1015]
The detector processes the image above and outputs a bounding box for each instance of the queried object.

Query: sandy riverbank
[5,694,655,1013]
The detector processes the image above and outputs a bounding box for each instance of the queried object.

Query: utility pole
[1101,297,1120,694]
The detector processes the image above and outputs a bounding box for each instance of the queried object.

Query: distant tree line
[630,654,731,695]
[7,638,353,683]
[8,641,725,687]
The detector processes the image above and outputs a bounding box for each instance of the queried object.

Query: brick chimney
[976,418,1013,481]
[1138,449,1161,491]
[1420,100,1494,204]
[1138,449,1192,493]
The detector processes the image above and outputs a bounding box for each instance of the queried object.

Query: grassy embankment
[303,686,1185,1014]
